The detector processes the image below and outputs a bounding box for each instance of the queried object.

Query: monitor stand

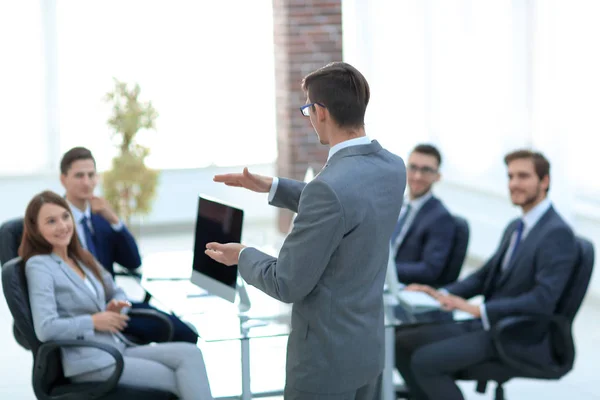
[236,275,252,314]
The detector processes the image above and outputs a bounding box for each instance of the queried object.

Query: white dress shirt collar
[521,197,552,235]
[406,190,433,212]
[328,136,372,161]
[66,200,93,249]
[67,200,91,223]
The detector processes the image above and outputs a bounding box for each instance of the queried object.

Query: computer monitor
[191,195,244,303]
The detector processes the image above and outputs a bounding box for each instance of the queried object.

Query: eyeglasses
[300,102,325,117]
[407,164,438,175]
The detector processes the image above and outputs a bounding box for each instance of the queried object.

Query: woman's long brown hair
[19,190,106,293]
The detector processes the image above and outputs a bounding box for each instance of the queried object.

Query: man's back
[287,141,406,393]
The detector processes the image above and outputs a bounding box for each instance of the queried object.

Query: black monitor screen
[192,196,244,288]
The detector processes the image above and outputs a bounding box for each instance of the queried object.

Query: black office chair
[0,217,24,266]
[456,235,595,400]
[400,215,470,323]
[1,257,177,400]
[0,217,31,349]
[0,217,173,349]
[393,215,470,398]
[434,215,470,288]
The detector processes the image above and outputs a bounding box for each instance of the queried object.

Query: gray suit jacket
[239,140,406,394]
[26,253,129,377]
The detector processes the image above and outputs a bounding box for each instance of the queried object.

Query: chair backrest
[0,217,33,350]
[555,236,595,321]
[543,236,594,372]
[436,215,470,287]
[1,257,67,393]
[0,217,24,266]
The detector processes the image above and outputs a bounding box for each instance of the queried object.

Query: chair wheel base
[495,383,505,400]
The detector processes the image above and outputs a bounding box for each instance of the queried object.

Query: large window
[56,0,276,171]
[0,0,46,175]
[345,0,600,204]
[429,1,530,192]
[344,0,429,158]
[344,1,532,194]
[532,0,600,200]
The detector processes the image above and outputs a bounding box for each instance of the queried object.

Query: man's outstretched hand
[205,242,247,266]
[213,167,273,193]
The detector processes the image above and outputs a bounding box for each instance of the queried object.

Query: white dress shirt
[83,276,97,297]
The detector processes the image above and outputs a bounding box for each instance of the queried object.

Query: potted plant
[102,78,159,228]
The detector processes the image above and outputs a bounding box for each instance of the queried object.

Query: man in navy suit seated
[395,150,578,400]
[391,144,456,286]
[59,147,198,344]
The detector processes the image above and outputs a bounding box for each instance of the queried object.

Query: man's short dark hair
[60,147,96,175]
[504,149,550,180]
[504,149,550,192]
[412,144,442,167]
[301,62,370,129]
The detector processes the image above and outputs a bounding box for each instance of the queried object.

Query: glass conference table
[139,250,405,400]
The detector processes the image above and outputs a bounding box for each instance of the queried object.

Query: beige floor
[1,225,599,399]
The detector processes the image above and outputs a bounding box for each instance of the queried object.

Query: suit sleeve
[269,178,307,213]
[443,257,493,299]
[483,227,577,325]
[26,257,95,342]
[395,213,456,284]
[444,224,513,298]
[111,225,142,271]
[239,180,345,303]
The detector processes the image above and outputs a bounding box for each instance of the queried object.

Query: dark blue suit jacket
[89,214,141,276]
[394,196,456,285]
[444,206,577,364]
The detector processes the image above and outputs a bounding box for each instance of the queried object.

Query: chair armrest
[128,309,175,342]
[34,340,124,400]
[492,314,573,378]
[113,266,143,280]
[113,266,152,303]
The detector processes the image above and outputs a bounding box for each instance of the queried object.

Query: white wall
[0,164,276,229]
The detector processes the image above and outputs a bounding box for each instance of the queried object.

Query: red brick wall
[272,0,343,232]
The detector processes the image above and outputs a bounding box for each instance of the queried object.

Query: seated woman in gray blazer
[20,190,213,400]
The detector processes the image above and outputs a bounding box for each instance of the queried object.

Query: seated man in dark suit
[395,149,578,400]
[392,144,456,285]
[59,147,198,344]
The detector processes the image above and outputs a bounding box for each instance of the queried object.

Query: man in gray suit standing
[206,62,406,399]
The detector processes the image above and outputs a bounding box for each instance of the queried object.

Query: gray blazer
[26,253,129,377]
[239,140,406,394]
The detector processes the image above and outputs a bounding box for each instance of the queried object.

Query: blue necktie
[391,204,412,246]
[505,219,525,269]
[81,216,97,257]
